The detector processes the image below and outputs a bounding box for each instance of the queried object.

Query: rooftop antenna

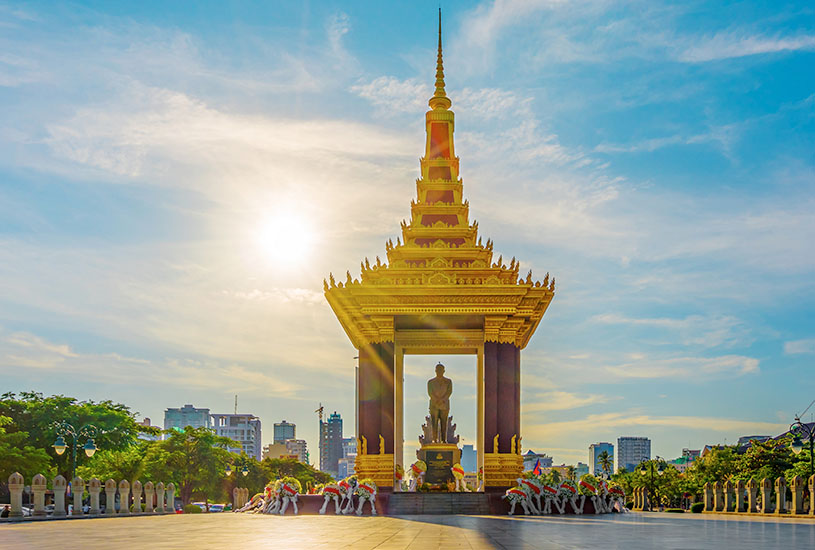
[234,394,238,415]
[315,403,324,422]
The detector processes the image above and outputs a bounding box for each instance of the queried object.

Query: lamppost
[225,464,249,478]
[790,415,814,479]
[639,456,665,512]
[51,421,99,481]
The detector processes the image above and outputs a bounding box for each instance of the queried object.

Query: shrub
[691,503,704,513]
[183,504,203,514]
[665,508,684,513]
[129,503,145,512]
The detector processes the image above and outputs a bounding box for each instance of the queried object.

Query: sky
[1,0,814,468]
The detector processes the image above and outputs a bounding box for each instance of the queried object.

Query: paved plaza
[2,513,814,549]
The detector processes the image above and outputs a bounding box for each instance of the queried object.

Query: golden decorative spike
[517,436,523,455]
[323,279,329,292]
[379,434,385,454]
[510,257,516,269]
[543,273,549,286]
[497,255,502,266]
[376,256,381,267]
[329,273,336,287]
[550,277,556,291]
[396,237,401,246]
[360,261,365,274]
[526,270,532,284]
[510,434,517,455]
[365,258,371,270]
[428,8,452,111]
[493,433,500,454]
[359,436,367,456]
[346,271,353,285]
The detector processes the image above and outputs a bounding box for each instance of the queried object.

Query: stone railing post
[809,474,815,516]
[242,487,249,508]
[131,480,143,514]
[713,480,724,512]
[703,482,713,511]
[735,479,745,513]
[166,482,176,513]
[53,475,67,517]
[760,478,773,513]
[72,477,84,516]
[144,482,155,513]
[774,477,786,515]
[233,487,240,511]
[724,480,734,512]
[746,478,758,513]
[791,475,804,514]
[88,478,101,515]
[8,472,24,518]
[118,480,131,515]
[156,482,166,514]
[104,479,117,515]
[32,473,47,516]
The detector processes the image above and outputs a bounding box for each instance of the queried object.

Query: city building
[163,404,210,437]
[461,444,477,473]
[285,439,308,463]
[337,455,356,479]
[211,413,262,460]
[616,436,651,472]
[137,418,160,441]
[273,420,296,444]
[522,450,553,472]
[262,443,289,460]
[667,457,691,473]
[543,464,572,479]
[575,462,589,478]
[342,437,356,459]
[589,442,614,476]
[682,448,701,461]
[319,411,343,476]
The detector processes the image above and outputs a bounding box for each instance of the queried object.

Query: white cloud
[678,32,815,63]
[784,339,815,355]
[592,313,750,349]
[524,391,615,412]
[606,354,759,379]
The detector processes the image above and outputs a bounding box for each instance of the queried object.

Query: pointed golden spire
[429,8,452,111]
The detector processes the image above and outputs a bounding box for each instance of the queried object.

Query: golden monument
[325,12,555,490]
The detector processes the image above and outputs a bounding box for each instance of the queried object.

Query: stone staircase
[387,493,491,515]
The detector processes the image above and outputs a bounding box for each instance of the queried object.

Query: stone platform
[388,493,491,515]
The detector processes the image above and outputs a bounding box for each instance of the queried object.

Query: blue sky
[1,0,813,467]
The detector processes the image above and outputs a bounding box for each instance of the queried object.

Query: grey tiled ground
[2,513,815,549]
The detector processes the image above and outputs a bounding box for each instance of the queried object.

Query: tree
[566,465,576,481]
[0,415,52,481]
[737,438,794,481]
[0,392,150,479]
[141,426,236,505]
[598,451,613,477]
[76,443,149,482]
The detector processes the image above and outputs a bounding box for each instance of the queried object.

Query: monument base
[417,443,461,486]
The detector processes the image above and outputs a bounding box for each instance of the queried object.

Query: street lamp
[51,421,100,481]
[790,415,814,479]
[241,465,249,477]
[639,456,665,512]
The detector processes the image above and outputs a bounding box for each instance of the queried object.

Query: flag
[532,459,543,476]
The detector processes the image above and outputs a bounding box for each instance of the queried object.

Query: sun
[256,212,316,267]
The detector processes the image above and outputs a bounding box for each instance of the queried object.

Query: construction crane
[315,403,324,423]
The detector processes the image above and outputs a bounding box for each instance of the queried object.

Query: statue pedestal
[417,443,461,486]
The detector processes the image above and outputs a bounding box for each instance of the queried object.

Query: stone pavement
[2,512,814,549]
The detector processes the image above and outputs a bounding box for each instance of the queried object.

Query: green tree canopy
[0,415,52,481]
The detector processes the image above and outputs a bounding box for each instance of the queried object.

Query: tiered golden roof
[325,15,555,349]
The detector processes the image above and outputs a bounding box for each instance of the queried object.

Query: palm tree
[566,465,576,481]
[550,469,561,484]
[598,451,613,477]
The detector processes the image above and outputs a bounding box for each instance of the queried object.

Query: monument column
[483,341,523,488]
[356,341,395,488]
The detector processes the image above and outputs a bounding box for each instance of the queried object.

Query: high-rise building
[575,462,589,478]
[616,437,651,473]
[285,439,308,463]
[137,418,160,441]
[211,413,262,460]
[274,420,296,444]
[461,444,477,473]
[320,411,343,476]
[163,404,210,438]
[337,455,356,479]
[342,437,356,459]
[522,450,553,471]
[589,442,614,476]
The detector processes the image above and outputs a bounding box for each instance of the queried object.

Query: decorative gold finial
[429,8,452,111]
